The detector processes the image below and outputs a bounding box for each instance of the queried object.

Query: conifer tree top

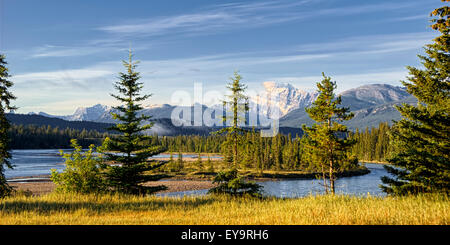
[103,51,167,195]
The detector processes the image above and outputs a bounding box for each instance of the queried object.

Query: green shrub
[51,139,105,194]
[208,168,262,197]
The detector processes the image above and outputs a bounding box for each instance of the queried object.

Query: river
[5,149,392,197]
[4,149,221,179]
[158,163,391,197]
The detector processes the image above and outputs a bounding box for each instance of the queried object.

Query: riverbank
[8,166,370,196]
[361,160,390,164]
[8,178,216,196]
[246,167,370,180]
[0,193,447,225]
[168,167,370,181]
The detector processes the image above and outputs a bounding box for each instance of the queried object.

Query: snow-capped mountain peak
[254,81,318,117]
[68,104,111,121]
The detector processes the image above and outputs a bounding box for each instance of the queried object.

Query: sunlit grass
[0,193,448,225]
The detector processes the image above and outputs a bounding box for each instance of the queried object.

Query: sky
[0,0,442,115]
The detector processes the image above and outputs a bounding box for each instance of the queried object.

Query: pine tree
[217,71,249,168]
[207,154,214,172]
[169,151,174,163]
[103,51,167,195]
[302,73,356,194]
[177,151,184,171]
[167,151,176,172]
[0,54,16,198]
[208,168,262,197]
[381,1,450,195]
[256,143,263,174]
[209,71,262,196]
[273,133,283,170]
[251,130,263,175]
[195,152,203,170]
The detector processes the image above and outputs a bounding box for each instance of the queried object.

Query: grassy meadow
[0,193,448,225]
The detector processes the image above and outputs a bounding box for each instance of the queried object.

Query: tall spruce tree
[219,71,249,168]
[381,1,450,195]
[177,151,184,171]
[302,73,356,194]
[0,54,16,198]
[209,71,262,197]
[104,51,167,195]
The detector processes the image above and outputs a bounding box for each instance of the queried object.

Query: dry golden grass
[0,193,448,225]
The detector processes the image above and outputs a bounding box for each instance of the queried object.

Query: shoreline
[8,178,216,196]
[361,160,390,165]
[7,167,370,196]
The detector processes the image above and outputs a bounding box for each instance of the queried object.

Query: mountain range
[24,82,415,135]
[279,83,414,129]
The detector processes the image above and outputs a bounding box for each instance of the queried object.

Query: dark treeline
[157,122,393,171]
[158,130,353,172]
[9,122,393,165]
[159,130,305,171]
[349,122,391,163]
[9,124,110,149]
[6,113,114,133]
[159,134,225,153]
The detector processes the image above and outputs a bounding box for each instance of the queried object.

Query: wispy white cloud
[12,66,119,115]
[23,1,430,60]
[389,14,429,22]
[13,68,113,82]
[98,1,312,36]
[98,0,416,37]
[99,13,236,35]
[28,45,113,58]
[14,31,429,92]
[13,67,115,90]
[314,1,408,16]
[26,41,154,59]
[295,32,434,54]
[137,32,431,73]
[12,28,432,115]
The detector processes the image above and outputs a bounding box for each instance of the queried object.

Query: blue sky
[0,0,441,115]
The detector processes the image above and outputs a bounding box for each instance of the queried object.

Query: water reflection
[157,164,392,198]
[5,149,221,178]
[6,150,391,198]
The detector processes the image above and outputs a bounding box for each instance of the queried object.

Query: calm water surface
[6,149,68,179]
[6,150,391,197]
[159,163,392,198]
[5,149,220,179]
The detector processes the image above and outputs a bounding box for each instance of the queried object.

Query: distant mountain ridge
[27,83,413,131]
[279,84,415,129]
[7,113,114,133]
[9,113,304,136]
[252,81,318,117]
[339,84,411,110]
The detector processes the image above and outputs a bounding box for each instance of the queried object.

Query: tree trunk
[321,163,328,194]
[234,133,238,169]
[330,158,335,195]
[328,117,335,195]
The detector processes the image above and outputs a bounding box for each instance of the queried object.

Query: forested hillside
[6,113,113,133]
[9,124,109,149]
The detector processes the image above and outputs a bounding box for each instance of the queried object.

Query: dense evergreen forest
[9,122,392,166]
[9,124,110,149]
[349,122,391,163]
[157,122,393,171]
[6,113,113,133]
